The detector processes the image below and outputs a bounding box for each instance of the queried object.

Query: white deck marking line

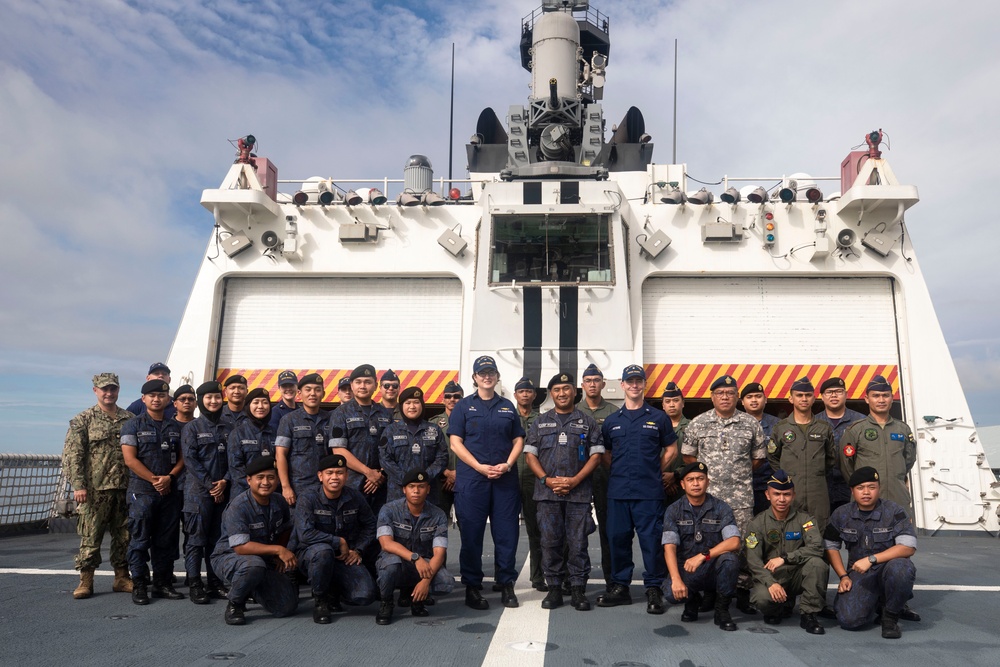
[482,564,550,667]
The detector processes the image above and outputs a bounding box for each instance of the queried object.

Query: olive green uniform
[838,415,916,516]
[63,404,133,571]
[767,417,836,530]
[745,508,828,615]
[516,409,542,586]
[580,398,617,585]
[430,412,455,520]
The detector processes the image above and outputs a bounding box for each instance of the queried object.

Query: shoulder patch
[745,533,758,549]
[802,520,815,532]
[767,441,777,454]
[843,444,856,458]
[894,510,908,522]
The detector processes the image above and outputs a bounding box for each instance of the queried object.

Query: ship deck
[2,527,998,666]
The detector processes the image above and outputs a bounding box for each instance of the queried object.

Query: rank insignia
[782,430,795,442]
[907,433,915,443]
[767,441,777,454]
[802,520,815,532]
[864,428,878,441]
[745,533,758,549]
[766,529,781,544]
[843,444,856,457]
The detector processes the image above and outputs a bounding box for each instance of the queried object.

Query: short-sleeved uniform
[751,413,780,515]
[816,408,864,510]
[661,494,740,601]
[839,416,916,516]
[745,507,828,614]
[120,413,183,583]
[180,414,232,584]
[516,409,544,587]
[327,400,394,511]
[767,417,836,530]
[63,404,133,571]
[227,418,277,494]
[823,498,917,628]
[274,407,331,501]
[375,498,454,599]
[524,408,604,587]
[602,404,677,588]
[210,489,297,616]
[429,412,455,519]
[579,399,618,585]
[379,419,449,504]
[289,485,377,605]
[448,392,526,588]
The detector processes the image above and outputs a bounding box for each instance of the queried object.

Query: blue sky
[2,0,999,454]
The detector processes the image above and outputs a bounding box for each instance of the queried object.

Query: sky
[1,0,998,454]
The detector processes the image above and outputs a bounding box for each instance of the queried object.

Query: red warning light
[449,188,461,200]
[764,212,774,220]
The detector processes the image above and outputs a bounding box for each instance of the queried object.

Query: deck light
[397,192,420,207]
[344,190,363,206]
[806,187,823,204]
[747,186,768,204]
[779,183,797,203]
[422,191,446,206]
[292,191,309,206]
[720,187,741,204]
[660,185,687,205]
[688,188,714,205]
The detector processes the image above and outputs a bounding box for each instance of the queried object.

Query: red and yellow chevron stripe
[643,363,899,400]
[215,369,459,404]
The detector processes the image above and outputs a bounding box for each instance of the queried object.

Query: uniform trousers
[518,458,543,586]
[126,492,181,583]
[76,489,129,571]
[183,494,226,584]
[537,500,595,587]
[211,553,298,616]
[607,498,665,588]
[835,559,916,629]
[591,466,612,585]
[455,473,521,588]
[750,557,829,615]
[375,553,455,600]
[663,552,738,602]
[297,543,376,604]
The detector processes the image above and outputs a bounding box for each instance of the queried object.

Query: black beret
[738,382,762,398]
[173,384,195,400]
[245,455,277,476]
[399,386,425,405]
[196,381,224,396]
[245,387,270,403]
[350,364,377,381]
[298,372,324,389]
[514,377,535,392]
[819,377,846,393]
[677,461,708,480]
[141,379,170,395]
[848,466,880,487]
[402,468,430,486]
[224,375,248,387]
[766,469,794,490]
[547,373,574,390]
[661,381,683,399]
[790,377,814,393]
[318,454,347,471]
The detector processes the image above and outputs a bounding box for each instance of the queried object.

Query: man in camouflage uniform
[63,372,134,599]
[578,364,617,591]
[682,374,767,614]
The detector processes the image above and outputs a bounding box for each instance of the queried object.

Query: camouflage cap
[93,372,120,388]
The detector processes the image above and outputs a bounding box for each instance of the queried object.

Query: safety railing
[0,454,71,532]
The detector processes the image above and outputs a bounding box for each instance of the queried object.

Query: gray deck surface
[1,527,998,666]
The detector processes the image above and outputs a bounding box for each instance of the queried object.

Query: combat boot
[541,588,563,609]
[313,595,332,624]
[681,593,701,622]
[132,580,150,606]
[735,588,757,615]
[189,579,209,605]
[881,611,902,639]
[714,595,738,631]
[596,583,632,607]
[645,587,665,615]
[112,568,133,593]
[225,601,246,625]
[410,600,430,617]
[376,600,394,625]
[501,583,519,608]
[800,612,825,635]
[73,569,95,599]
[152,579,185,600]
[570,586,591,611]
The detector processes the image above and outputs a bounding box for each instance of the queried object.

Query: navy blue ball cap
[473,356,498,374]
[402,468,430,486]
[141,379,170,395]
[767,469,794,490]
[337,376,351,390]
[738,381,763,398]
[547,373,574,390]
[849,466,880,487]
[224,375,248,387]
[866,375,892,393]
[712,375,739,392]
[196,381,224,396]
[277,370,297,386]
[819,377,846,393]
[298,373,323,389]
[443,380,463,394]
[148,362,170,375]
[318,453,347,471]
[350,364,377,381]
[661,381,683,399]
[677,461,708,480]
[514,376,535,392]
[790,377,814,393]
[246,455,277,476]
[622,364,645,381]
[581,363,603,379]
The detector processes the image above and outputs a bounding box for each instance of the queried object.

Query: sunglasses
[381,383,399,389]
[175,396,196,402]
[443,393,462,399]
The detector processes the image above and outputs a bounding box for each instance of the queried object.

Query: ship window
[490,213,612,284]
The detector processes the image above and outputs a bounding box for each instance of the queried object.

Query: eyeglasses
[712,390,737,397]
[443,393,462,399]
[582,378,603,384]
[381,383,399,390]
[476,370,498,378]
[822,389,846,396]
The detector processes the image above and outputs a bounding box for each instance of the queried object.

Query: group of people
[62,357,920,637]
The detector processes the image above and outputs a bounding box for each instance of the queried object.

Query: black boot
[501,583,519,608]
[152,580,185,600]
[881,611,902,639]
[189,578,209,605]
[714,595,738,631]
[735,589,757,615]
[561,579,572,596]
[541,588,563,609]
[645,587,665,615]
[818,604,837,619]
[681,593,701,622]
[207,580,228,600]
[698,590,716,613]
[397,588,412,608]
[899,605,921,622]
[532,581,549,592]
[225,601,246,625]
[376,600,394,625]
[596,583,632,607]
[313,595,332,624]
[800,612,825,635]
[570,586,591,611]
[327,590,344,613]
[465,586,489,610]
[410,600,430,617]
[131,580,150,606]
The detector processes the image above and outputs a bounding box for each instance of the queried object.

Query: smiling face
[93,384,119,410]
[352,377,375,403]
[248,470,277,500]
[201,393,223,413]
[474,369,498,391]
[550,383,575,412]
[318,466,347,497]
[248,396,271,419]
[300,383,323,409]
[226,382,247,405]
[401,398,423,420]
[621,377,645,401]
[381,380,400,401]
[821,386,846,412]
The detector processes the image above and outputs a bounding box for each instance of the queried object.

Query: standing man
[682,375,768,615]
[816,377,865,513]
[824,467,917,639]
[172,385,197,424]
[126,362,177,420]
[768,377,836,530]
[275,373,331,511]
[661,462,741,631]
[448,355,525,610]
[578,363,617,592]
[745,470,828,634]
[221,375,248,429]
[524,373,603,611]
[328,364,393,513]
[121,379,186,605]
[430,380,463,521]
[597,364,677,615]
[63,372,133,599]
[660,382,688,505]
[838,375,916,516]
[336,377,353,406]
[513,376,544,592]
[740,382,779,515]
[269,370,300,431]
[211,455,298,625]
[379,369,401,417]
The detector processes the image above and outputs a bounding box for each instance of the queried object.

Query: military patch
[802,520,815,532]
[745,533,758,549]
[782,430,795,442]
[864,428,878,441]
[843,444,856,457]
[767,441,777,454]
[766,529,781,544]
[784,531,802,540]
[907,433,915,443]
[891,433,904,441]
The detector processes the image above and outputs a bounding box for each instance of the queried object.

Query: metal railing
[0,454,71,531]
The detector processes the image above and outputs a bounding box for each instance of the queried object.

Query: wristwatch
[410,552,420,562]
[701,549,711,560]
[868,555,878,565]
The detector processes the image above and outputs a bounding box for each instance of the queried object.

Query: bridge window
[490,213,612,285]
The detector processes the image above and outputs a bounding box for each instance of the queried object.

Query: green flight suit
[745,508,828,615]
[768,416,836,530]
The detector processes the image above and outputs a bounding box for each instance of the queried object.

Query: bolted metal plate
[207,653,246,661]
[507,641,558,653]
[746,626,780,634]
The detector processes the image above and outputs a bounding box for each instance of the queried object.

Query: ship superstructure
[168,0,998,534]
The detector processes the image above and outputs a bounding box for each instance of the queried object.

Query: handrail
[0,454,71,529]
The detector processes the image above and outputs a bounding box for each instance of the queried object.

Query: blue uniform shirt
[120,412,182,496]
[823,498,917,568]
[269,400,299,432]
[221,405,246,431]
[275,408,331,492]
[289,485,376,554]
[661,493,741,560]
[327,401,394,487]
[379,419,449,502]
[181,415,232,496]
[816,408,865,446]
[227,419,277,482]
[752,413,780,492]
[523,408,605,503]
[212,488,291,560]
[448,392,525,490]
[602,405,677,500]
[376,498,449,560]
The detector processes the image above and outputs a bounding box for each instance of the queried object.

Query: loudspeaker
[836,229,857,248]
[261,231,280,249]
